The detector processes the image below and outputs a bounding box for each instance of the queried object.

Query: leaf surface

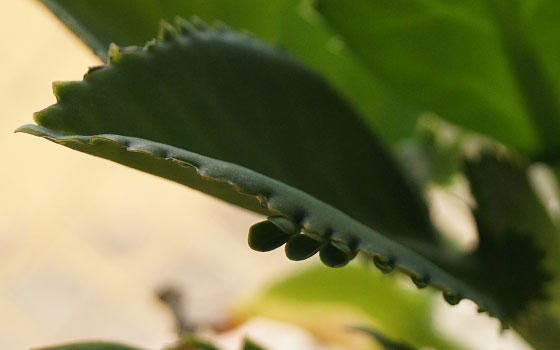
[41,0,420,144]
[316,0,560,157]
[236,265,463,350]
[22,20,434,243]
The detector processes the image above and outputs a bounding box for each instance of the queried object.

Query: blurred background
[0,1,537,349]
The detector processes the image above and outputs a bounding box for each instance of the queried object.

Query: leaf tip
[14,124,58,139]
[51,80,77,102]
[32,103,65,129]
[14,124,35,135]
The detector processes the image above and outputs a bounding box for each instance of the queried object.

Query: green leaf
[350,327,416,350]
[241,339,267,350]
[22,18,434,244]
[19,20,507,322]
[464,151,560,347]
[464,151,555,302]
[236,265,462,350]
[396,116,464,187]
[35,342,142,350]
[316,0,560,157]
[167,335,219,350]
[41,0,420,144]
[466,152,556,238]
[40,0,296,60]
[19,125,502,320]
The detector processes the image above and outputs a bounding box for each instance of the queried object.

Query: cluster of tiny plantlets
[249,216,465,304]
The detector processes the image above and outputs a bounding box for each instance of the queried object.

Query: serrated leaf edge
[16,124,504,322]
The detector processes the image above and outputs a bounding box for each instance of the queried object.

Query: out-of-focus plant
[19,1,560,349]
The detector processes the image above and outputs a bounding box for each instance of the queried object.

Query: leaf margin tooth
[108,42,123,63]
[174,16,196,35]
[158,20,179,41]
[190,16,209,31]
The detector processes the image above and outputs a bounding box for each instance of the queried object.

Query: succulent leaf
[19,19,511,323]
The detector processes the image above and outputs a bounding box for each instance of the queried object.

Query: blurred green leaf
[396,116,465,186]
[166,335,267,350]
[317,0,560,157]
[466,152,556,237]
[464,151,560,348]
[351,327,416,350]
[241,339,267,350]
[41,0,296,59]
[167,335,219,350]
[237,265,463,350]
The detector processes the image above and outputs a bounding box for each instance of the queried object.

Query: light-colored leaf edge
[16,125,503,322]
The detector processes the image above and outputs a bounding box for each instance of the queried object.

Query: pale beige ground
[0,2,533,350]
